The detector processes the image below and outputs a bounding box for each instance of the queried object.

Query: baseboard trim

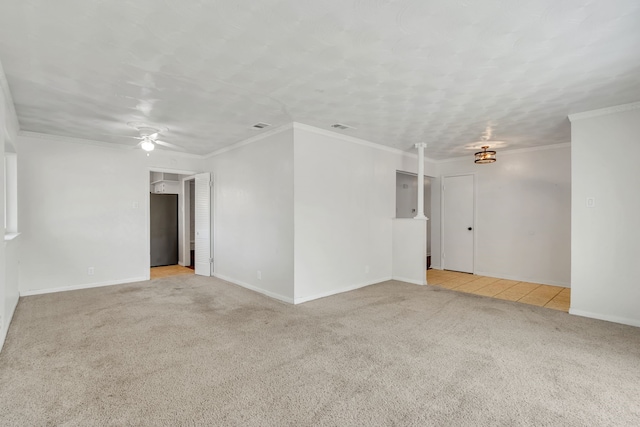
[294,277,393,304]
[474,271,570,288]
[20,277,148,297]
[213,273,294,304]
[569,308,640,328]
[429,265,442,270]
[0,296,19,353]
[392,276,426,286]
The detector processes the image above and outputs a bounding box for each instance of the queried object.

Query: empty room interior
[1,0,639,425]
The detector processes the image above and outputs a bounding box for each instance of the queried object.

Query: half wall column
[414,142,428,220]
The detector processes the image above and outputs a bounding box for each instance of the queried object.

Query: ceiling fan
[127,122,185,152]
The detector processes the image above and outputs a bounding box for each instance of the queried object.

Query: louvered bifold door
[194,173,212,276]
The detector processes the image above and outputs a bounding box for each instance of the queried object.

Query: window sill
[4,232,20,241]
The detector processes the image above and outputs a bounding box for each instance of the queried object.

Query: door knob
[467,227,472,231]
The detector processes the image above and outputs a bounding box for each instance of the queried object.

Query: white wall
[293,124,432,303]
[392,219,427,285]
[436,144,571,286]
[1,60,20,351]
[570,103,640,327]
[207,126,295,302]
[18,134,203,295]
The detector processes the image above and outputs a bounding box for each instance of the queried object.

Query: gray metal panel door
[150,193,178,267]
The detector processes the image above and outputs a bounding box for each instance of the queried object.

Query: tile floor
[150,265,195,280]
[427,269,570,312]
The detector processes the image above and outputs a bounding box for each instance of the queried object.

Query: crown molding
[435,142,571,164]
[568,101,640,122]
[18,130,203,159]
[203,122,294,158]
[0,59,20,142]
[292,122,438,163]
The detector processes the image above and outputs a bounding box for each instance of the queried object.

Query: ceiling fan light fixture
[474,146,496,164]
[141,139,155,152]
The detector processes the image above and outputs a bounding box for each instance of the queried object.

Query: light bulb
[141,140,155,152]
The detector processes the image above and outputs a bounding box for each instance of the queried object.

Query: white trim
[396,170,437,179]
[180,175,196,267]
[213,273,294,304]
[429,265,442,270]
[18,131,203,159]
[204,123,294,158]
[293,122,437,162]
[19,277,148,297]
[4,232,20,242]
[147,166,198,175]
[392,276,426,286]
[294,277,392,304]
[13,119,574,163]
[569,308,640,328]
[474,271,570,287]
[203,121,442,161]
[0,59,20,140]
[568,101,640,122]
[435,142,571,164]
[0,295,19,352]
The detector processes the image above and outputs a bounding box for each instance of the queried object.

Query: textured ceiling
[0,0,639,158]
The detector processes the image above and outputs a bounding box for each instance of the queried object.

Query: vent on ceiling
[252,122,271,129]
[331,123,354,130]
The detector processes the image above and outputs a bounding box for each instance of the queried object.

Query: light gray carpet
[1,276,639,426]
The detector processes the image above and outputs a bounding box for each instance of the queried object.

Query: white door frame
[145,167,197,279]
[441,173,476,273]
[181,175,196,267]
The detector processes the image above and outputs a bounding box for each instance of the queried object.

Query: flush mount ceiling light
[140,138,155,152]
[474,146,496,164]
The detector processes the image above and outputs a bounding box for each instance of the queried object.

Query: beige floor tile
[466,276,501,287]
[150,265,194,280]
[493,293,520,302]
[428,271,571,312]
[518,285,563,306]
[471,280,518,297]
[439,276,473,284]
[436,281,464,290]
[438,276,477,288]
[455,280,490,293]
[545,298,570,312]
[494,282,540,301]
[550,293,571,302]
[494,279,521,287]
[533,285,564,296]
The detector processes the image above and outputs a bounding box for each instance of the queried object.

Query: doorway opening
[395,171,433,268]
[150,192,179,267]
[148,169,200,280]
[145,169,213,279]
[148,170,193,279]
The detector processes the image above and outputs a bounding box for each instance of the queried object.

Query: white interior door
[194,173,212,276]
[443,175,474,273]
